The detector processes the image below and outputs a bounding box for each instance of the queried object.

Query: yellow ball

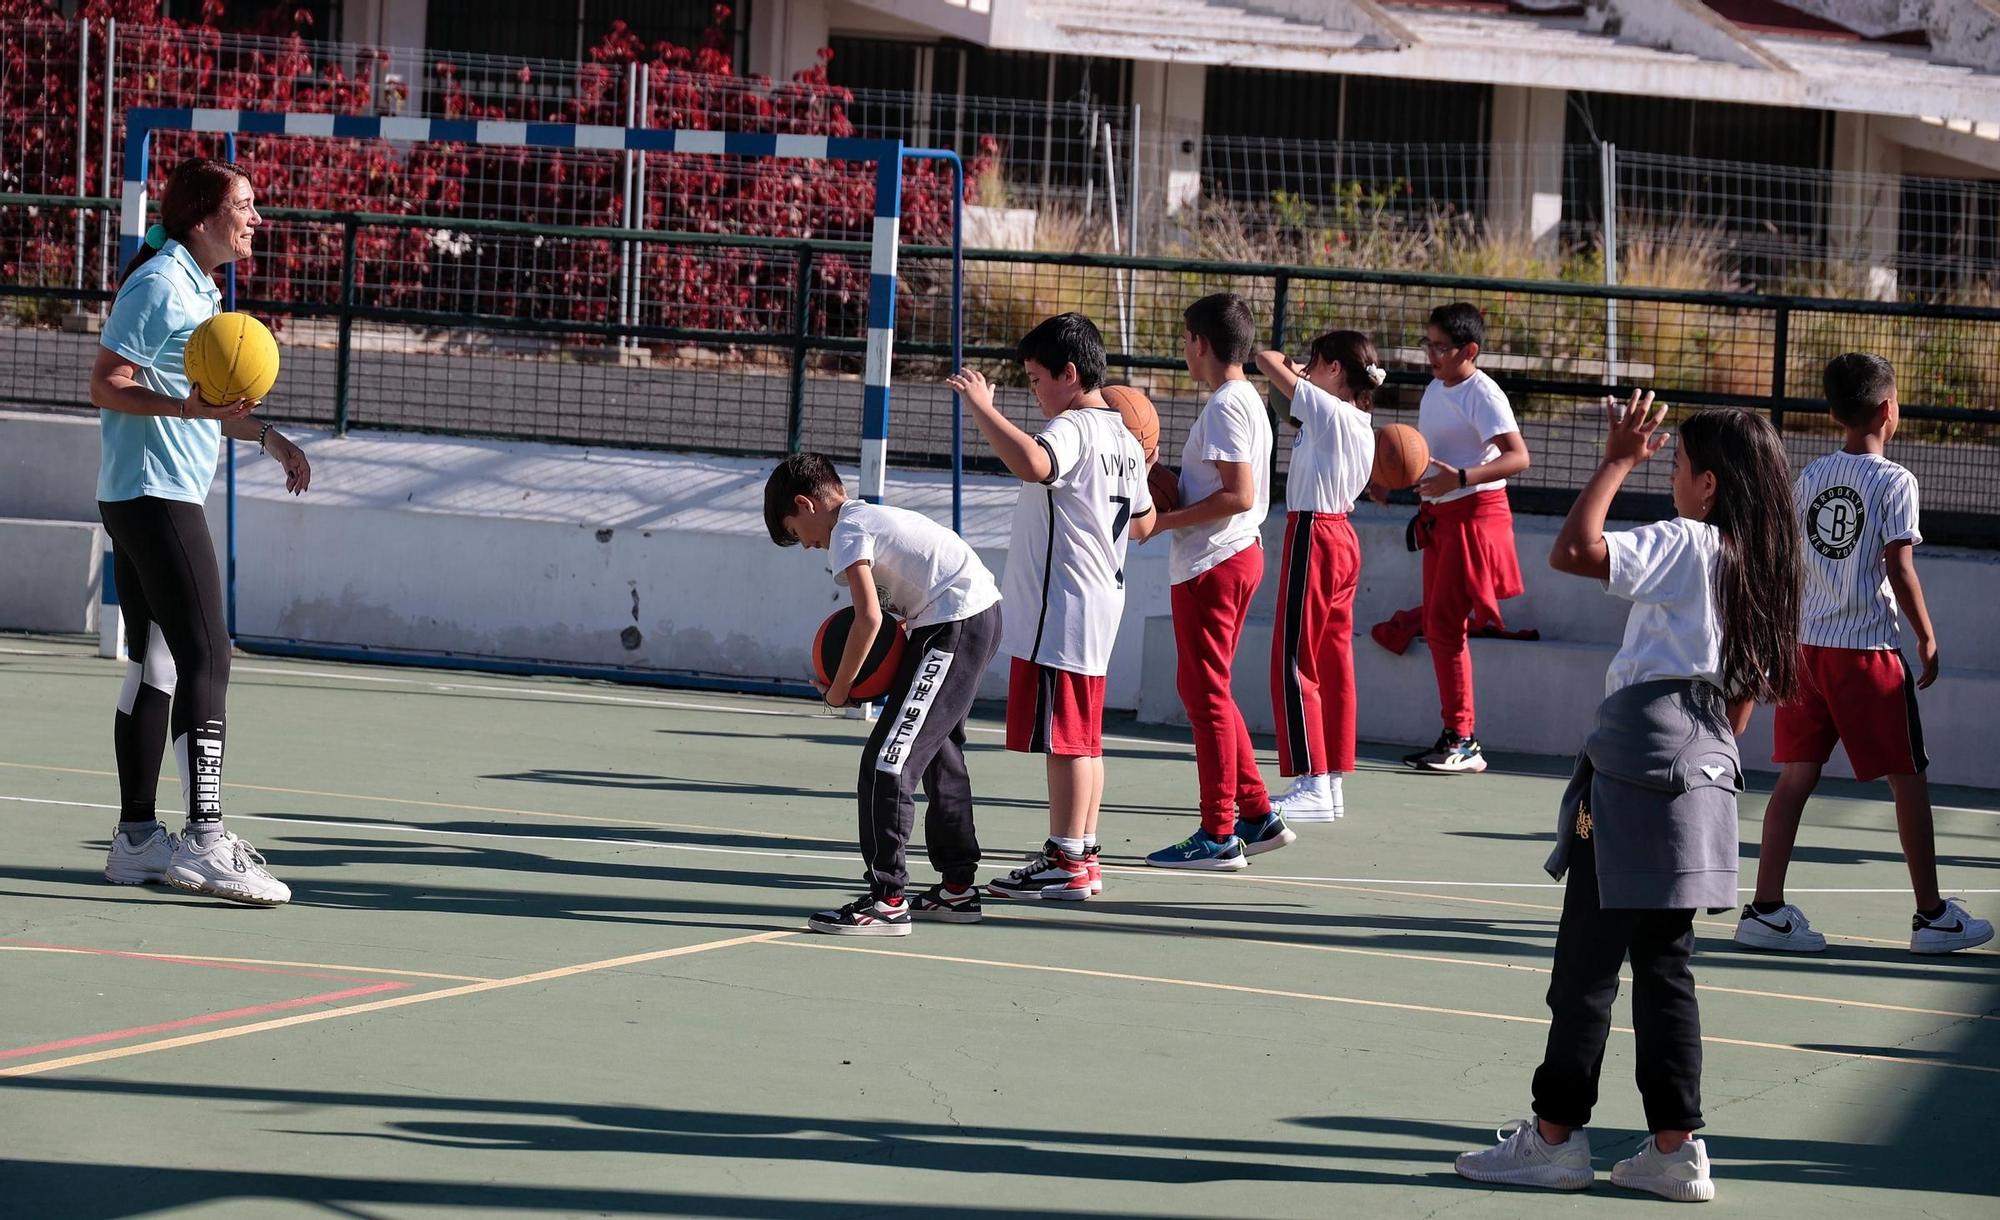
[184,312,280,406]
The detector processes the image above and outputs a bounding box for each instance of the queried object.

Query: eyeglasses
[1419,339,1461,356]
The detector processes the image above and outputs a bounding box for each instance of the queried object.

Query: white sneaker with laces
[1270,773,1343,822]
[1454,1119,1594,1191]
[1610,1134,1715,1202]
[104,823,175,885]
[1910,897,1995,955]
[167,830,291,907]
[1733,902,1826,952]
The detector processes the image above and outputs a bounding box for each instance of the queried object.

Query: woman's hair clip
[144,223,168,250]
[1364,363,1388,387]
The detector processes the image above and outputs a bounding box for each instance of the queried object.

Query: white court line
[8,794,1995,896]
[232,663,1187,749]
[0,647,62,656]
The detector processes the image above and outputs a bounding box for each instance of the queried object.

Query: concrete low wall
[0,517,102,633]
[4,409,1996,785]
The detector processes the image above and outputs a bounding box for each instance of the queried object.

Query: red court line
[0,939,374,982]
[0,982,407,1062]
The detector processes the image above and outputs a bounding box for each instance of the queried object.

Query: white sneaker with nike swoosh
[1910,897,1994,955]
[1732,902,1825,952]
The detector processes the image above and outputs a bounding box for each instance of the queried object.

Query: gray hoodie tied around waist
[1545,677,1742,912]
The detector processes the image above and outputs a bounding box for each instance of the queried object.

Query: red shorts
[1005,658,1106,757]
[1773,645,1928,781]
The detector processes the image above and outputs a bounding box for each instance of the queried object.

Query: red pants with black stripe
[1418,491,1524,736]
[1172,544,1271,835]
[1271,511,1360,777]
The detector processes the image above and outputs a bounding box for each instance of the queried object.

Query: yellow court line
[779,941,2000,1076]
[0,945,496,983]
[0,930,792,1079]
[0,760,842,844]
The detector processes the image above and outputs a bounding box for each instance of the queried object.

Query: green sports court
[2,634,1994,1218]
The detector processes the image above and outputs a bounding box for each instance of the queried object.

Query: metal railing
[7,198,2000,546]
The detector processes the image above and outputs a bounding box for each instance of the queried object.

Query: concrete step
[1134,612,2000,789]
[0,516,104,633]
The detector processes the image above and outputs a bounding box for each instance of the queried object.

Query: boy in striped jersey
[1737,354,1992,955]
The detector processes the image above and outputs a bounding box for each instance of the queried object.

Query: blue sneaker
[1145,828,1248,870]
[1234,813,1297,857]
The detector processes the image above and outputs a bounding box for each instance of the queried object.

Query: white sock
[1328,774,1344,801]
[1053,835,1086,858]
[1082,832,1098,849]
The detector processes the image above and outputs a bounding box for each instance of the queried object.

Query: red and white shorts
[1005,658,1106,757]
[1773,645,1928,781]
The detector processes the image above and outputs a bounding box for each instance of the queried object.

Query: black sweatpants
[857,604,1002,897]
[99,496,230,824]
[1532,827,1704,1133]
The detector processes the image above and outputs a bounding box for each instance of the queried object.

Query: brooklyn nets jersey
[1796,451,1922,651]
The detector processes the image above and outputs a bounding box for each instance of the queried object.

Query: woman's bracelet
[258,422,270,453]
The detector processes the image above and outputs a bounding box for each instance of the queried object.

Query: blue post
[224,131,238,639]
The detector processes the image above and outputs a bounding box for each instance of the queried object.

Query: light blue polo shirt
[97,240,223,504]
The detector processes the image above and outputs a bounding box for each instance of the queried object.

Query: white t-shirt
[1796,451,1922,651]
[1284,380,1374,515]
[1602,517,1724,697]
[828,500,1001,629]
[1418,370,1518,504]
[999,407,1154,676]
[1170,379,1272,584]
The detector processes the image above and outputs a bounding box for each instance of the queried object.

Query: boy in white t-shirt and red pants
[766,453,1005,935]
[1398,302,1532,775]
[1737,353,1992,955]
[1254,331,1386,822]
[1144,293,1288,869]
[947,313,1153,901]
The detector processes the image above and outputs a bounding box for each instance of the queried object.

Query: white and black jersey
[1796,451,1922,651]
[998,406,1153,676]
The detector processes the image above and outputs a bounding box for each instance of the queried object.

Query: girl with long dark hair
[1455,395,1800,1202]
[91,157,311,907]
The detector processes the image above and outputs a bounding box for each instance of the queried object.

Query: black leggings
[99,497,230,824]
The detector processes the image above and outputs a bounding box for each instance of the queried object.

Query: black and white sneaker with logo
[1910,897,1994,955]
[1733,902,1826,953]
[805,895,911,936]
[909,883,982,924]
[1405,730,1488,774]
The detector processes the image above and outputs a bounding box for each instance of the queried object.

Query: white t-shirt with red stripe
[999,407,1154,676]
[1284,380,1374,515]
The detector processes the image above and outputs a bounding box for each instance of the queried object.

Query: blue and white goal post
[115,108,966,513]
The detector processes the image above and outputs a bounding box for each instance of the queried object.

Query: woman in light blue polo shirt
[90,156,311,908]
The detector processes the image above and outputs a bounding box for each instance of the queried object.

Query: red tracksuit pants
[1271,511,1360,777]
[1172,544,1271,836]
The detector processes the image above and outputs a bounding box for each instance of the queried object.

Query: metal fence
[8,198,2000,546]
[11,15,2000,302]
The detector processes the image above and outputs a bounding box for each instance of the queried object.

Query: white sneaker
[1733,903,1826,952]
[104,823,175,885]
[1270,773,1343,822]
[167,830,291,907]
[1454,1119,1594,1191]
[1611,1134,1715,1202]
[1910,897,1995,955]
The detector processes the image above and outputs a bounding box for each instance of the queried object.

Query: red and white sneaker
[987,840,1092,901]
[1084,845,1103,895]
[805,894,911,936]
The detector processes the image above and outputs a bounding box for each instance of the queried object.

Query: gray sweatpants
[857,604,1002,897]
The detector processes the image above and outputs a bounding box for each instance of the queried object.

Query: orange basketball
[1103,384,1159,464]
[1147,463,1180,513]
[1372,424,1431,490]
[812,606,907,702]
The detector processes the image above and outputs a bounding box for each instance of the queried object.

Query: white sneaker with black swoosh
[1732,902,1825,952]
[1910,897,1994,955]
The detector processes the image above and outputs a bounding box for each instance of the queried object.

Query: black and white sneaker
[909,883,982,924]
[1911,897,1994,955]
[1733,902,1826,952]
[1405,730,1488,774]
[805,895,911,936]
